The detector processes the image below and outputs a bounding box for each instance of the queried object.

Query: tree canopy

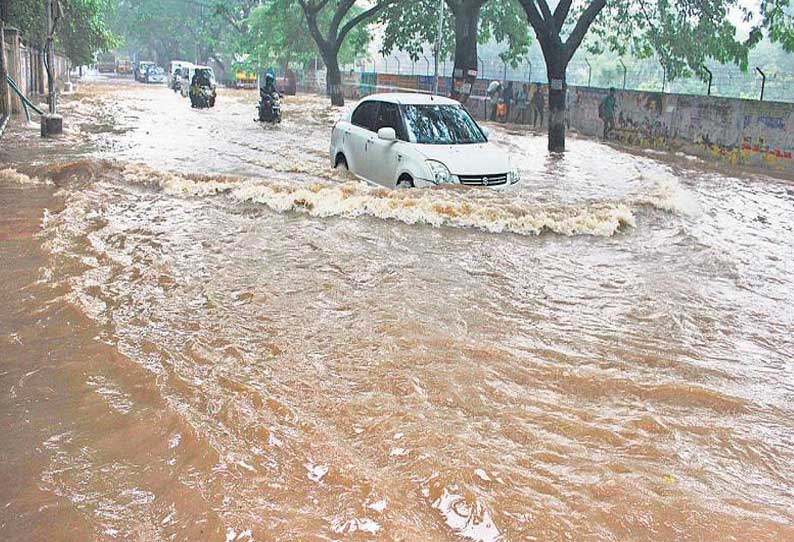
[4,0,117,65]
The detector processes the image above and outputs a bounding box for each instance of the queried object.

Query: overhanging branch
[563,0,606,61]
[337,0,395,47]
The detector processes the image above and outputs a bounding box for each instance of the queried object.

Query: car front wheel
[396,175,414,189]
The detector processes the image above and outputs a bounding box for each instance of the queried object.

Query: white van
[180,65,216,97]
[168,60,192,91]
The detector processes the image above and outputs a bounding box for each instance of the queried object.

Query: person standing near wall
[516,83,529,124]
[487,80,501,122]
[531,83,544,128]
[599,87,617,139]
[502,81,513,123]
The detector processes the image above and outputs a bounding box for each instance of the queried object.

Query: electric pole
[41,0,62,136]
[432,0,445,95]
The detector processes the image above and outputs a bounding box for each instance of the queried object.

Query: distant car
[144,65,166,84]
[134,61,155,82]
[117,58,133,75]
[330,93,519,188]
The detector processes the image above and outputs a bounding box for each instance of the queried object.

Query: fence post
[585,57,591,87]
[661,64,666,93]
[477,56,484,79]
[0,20,9,120]
[424,55,430,76]
[703,65,712,96]
[619,59,627,89]
[395,57,400,75]
[502,59,507,81]
[527,60,532,83]
[756,67,765,101]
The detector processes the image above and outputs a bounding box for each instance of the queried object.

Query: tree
[378,0,530,101]
[241,0,370,74]
[513,0,605,151]
[297,0,394,106]
[6,0,116,64]
[59,0,118,66]
[514,0,794,152]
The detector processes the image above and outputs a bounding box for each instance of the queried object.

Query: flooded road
[1,77,793,541]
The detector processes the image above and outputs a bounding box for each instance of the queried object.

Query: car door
[368,101,406,187]
[347,101,378,179]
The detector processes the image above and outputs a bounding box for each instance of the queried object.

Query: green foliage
[6,0,117,64]
[60,0,119,65]
[241,0,370,71]
[378,0,531,66]
[584,0,791,82]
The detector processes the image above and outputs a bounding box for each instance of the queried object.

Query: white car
[167,60,192,90]
[330,93,519,188]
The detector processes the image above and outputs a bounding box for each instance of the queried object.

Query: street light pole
[432,0,444,95]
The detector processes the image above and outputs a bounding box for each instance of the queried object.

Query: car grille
[457,173,508,186]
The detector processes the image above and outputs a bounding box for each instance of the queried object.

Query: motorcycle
[190,85,216,109]
[256,90,282,124]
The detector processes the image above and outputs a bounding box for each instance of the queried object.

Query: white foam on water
[0,168,51,185]
[636,177,702,216]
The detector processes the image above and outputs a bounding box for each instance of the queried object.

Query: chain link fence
[349,54,792,103]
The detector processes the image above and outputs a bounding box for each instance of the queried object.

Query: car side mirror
[378,127,397,141]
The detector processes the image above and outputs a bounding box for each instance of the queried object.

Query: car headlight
[509,167,521,185]
[426,160,453,184]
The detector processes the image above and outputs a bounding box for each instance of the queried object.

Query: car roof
[360,93,461,106]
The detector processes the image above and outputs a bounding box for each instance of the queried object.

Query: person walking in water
[599,87,617,139]
[531,84,544,128]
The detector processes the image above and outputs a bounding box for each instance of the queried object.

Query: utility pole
[432,0,444,95]
[41,0,62,136]
[0,0,10,122]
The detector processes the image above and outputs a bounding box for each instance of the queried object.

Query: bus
[97,52,116,73]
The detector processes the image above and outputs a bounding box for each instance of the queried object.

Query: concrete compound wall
[3,26,69,116]
[298,69,794,176]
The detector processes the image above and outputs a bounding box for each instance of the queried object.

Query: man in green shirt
[599,87,616,139]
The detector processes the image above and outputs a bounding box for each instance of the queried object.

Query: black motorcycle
[256,90,282,124]
[190,85,216,109]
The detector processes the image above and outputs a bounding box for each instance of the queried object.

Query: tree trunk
[324,51,343,107]
[449,2,481,103]
[544,50,568,152]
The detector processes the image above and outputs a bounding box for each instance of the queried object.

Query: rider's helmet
[265,72,275,84]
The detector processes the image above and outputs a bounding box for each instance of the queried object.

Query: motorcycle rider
[260,71,278,98]
[190,69,213,108]
[258,71,281,122]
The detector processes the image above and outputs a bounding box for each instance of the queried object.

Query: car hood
[414,143,511,175]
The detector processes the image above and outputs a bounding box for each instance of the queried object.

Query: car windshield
[400,104,486,145]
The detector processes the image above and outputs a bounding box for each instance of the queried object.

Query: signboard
[551,78,564,91]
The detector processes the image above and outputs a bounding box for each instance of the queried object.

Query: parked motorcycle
[256,91,282,124]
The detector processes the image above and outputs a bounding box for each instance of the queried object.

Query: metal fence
[346,54,792,103]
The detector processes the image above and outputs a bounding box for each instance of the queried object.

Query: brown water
[1,77,793,541]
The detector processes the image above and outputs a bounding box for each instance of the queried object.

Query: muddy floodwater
[1,77,793,542]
